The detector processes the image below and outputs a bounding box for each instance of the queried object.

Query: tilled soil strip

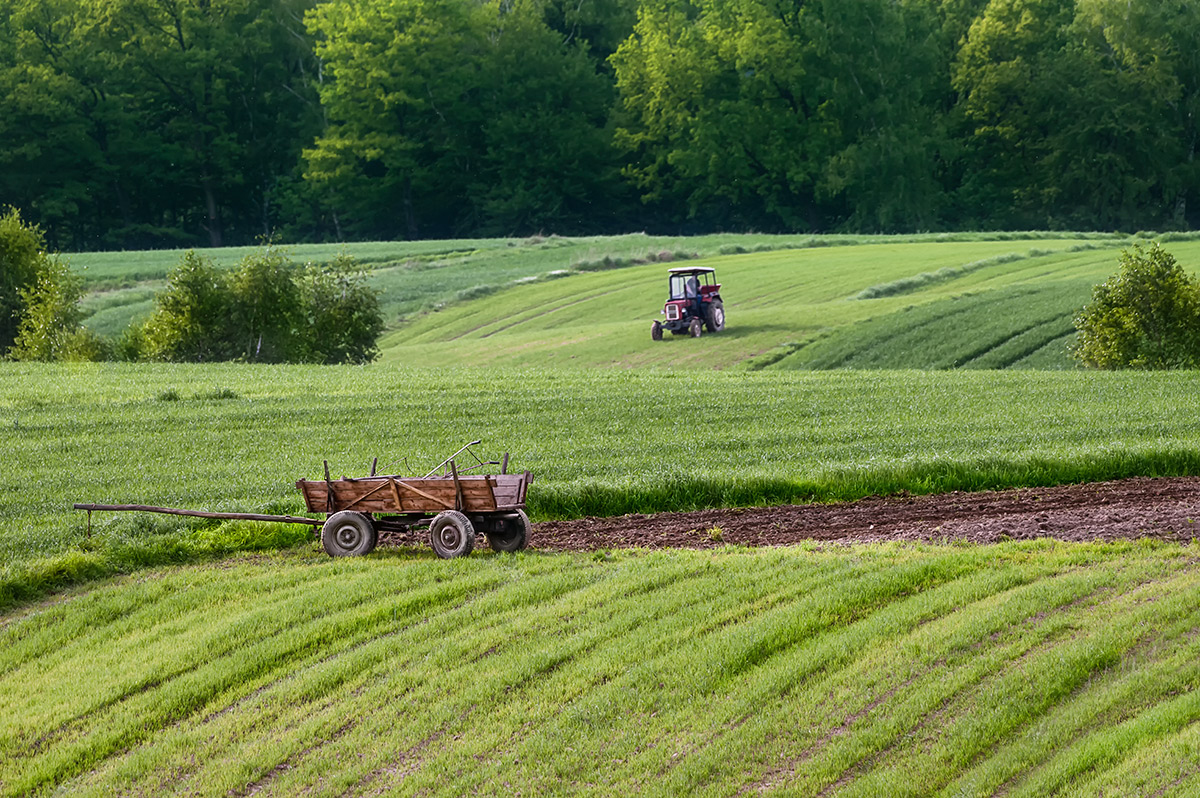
[531,477,1200,550]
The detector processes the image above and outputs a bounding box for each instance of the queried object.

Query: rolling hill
[8,232,1199,796]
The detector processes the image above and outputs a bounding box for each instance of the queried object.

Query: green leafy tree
[0,0,321,249]
[9,257,105,361]
[298,254,383,364]
[1072,0,1200,228]
[951,0,1192,230]
[140,252,237,362]
[1072,244,1200,369]
[136,246,383,363]
[0,207,48,351]
[612,0,947,232]
[303,0,623,239]
[230,244,303,362]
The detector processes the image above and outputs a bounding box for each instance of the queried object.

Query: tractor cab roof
[667,266,716,275]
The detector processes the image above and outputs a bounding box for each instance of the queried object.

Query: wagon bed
[297,472,532,516]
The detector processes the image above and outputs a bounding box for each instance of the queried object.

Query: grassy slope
[374,237,1200,370]
[3,542,1199,797]
[77,232,1198,369]
[77,233,809,339]
[14,233,1200,794]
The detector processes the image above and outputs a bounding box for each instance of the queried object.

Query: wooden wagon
[299,454,533,558]
[75,442,532,560]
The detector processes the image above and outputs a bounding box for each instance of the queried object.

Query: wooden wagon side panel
[297,476,503,514]
[490,473,531,509]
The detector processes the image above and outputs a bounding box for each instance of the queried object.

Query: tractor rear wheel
[705,300,725,332]
[689,317,703,337]
[429,510,475,558]
[651,320,663,341]
[488,510,530,553]
[321,511,377,557]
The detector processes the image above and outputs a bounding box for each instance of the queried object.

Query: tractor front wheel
[651,320,663,341]
[689,317,703,337]
[705,300,725,332]
[429,510,476,558]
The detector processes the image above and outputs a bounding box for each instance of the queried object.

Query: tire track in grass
[952,607,1200,797]
[317,557,738,797]
[55,558,599,796]
[2,565,513,797]
[518,551,1020,795]
[782,580,1116,796]
[827,562,1200,797]
[1003,633,1200,796]
[969,571,1200,797]
[0,563,381,766]
[0,564,354,763]
[91,554,700,796]
[338,554,797,796]
[532,555,985,794]
[693,560,1129,797]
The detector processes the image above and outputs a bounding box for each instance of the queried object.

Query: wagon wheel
[651,320,663,341]
[488,510,531,553]
[321,511,378,557]
[688,317,703,337]
[429,510,476,559]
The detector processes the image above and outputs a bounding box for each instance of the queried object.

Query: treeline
[2,0,1197,250]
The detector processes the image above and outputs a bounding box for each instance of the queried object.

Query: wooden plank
[342,479,391,511]
[392,479,454,510]
[450,460,463,511]
[389,478,404,512]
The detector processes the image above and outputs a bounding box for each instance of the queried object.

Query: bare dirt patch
[532,477,1200,550]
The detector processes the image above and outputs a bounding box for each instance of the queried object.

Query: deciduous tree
[612,0,947,232]
[1072,244,1200,369]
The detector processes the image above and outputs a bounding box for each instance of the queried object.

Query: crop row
[2,542,1198,796]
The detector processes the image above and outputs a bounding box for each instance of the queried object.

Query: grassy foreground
[3,541,1199,796]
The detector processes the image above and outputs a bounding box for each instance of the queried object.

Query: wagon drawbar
[75,441,533,559]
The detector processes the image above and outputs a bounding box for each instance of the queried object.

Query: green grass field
[374,237,1200,370]
[4,363,1200,607]
[9,232,1200,795]
[75,230,1199,370]
[4,541,1199,796]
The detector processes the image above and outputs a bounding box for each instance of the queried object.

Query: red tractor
[651,266,725,340]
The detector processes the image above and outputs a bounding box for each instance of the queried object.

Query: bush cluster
[1073,244,1200,369]
[1,208,105,361]
[126,246,384,364]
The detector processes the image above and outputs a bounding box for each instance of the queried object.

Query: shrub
[297,254,384,364]
[9,258,107,361]
[134,246,383,364]
[1072,244,1200,369]
[139,251,237,362]
[0,208,46,351]
[2,208,104,361]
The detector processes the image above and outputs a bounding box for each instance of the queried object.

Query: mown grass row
[79,232,1166,364]
[373,237,1200,371]
[4,363,1200,608]
[2,542,1198,796]
[80,230,915,337]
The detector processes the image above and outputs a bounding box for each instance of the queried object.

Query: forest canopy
[1,0,1197,250]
